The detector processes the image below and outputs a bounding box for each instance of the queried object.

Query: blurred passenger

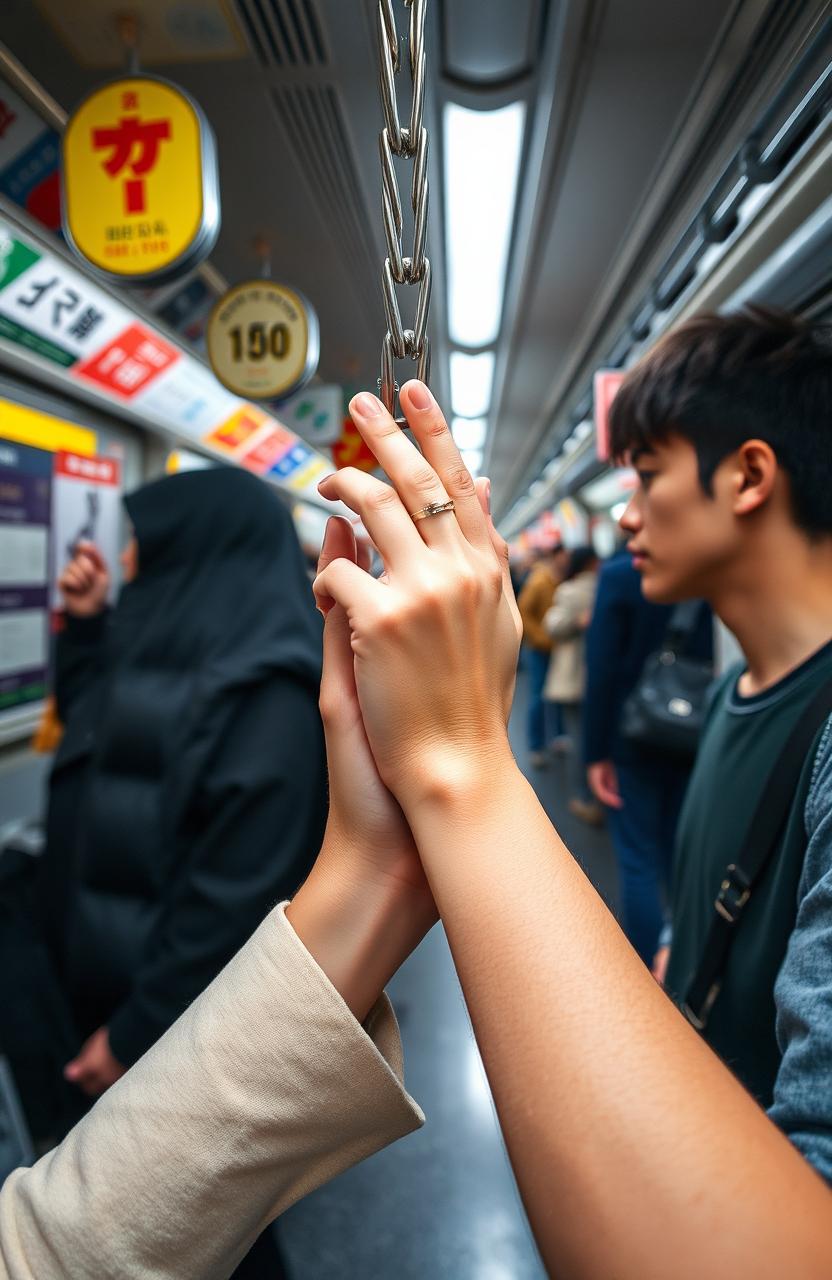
[611,306,832,1108]
[585,551,712,959]
[508,548,532,599]
[42,466,327,1279]
[517,541,568,766]
[542,544,602,824]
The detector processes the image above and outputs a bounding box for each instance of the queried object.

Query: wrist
[399,745,529,872]
[286,841,436,1023]
[320,814,430,900]
[64,602,107,623]
[394,735,517,816]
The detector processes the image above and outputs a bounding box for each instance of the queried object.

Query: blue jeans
[607,759,689,965]
[526,647,564,752]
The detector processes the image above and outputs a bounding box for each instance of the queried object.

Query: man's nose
[618,494,641,533]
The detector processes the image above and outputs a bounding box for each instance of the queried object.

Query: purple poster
[0,438,51,712]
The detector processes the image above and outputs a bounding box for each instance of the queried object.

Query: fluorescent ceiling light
[450,351,495,419]
[452,417,487,450]
[461,448,483,475]
[444,101,526,348]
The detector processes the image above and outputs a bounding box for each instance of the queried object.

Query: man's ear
[732,439,778,518]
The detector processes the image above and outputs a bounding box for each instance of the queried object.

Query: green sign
[0,235,40,291]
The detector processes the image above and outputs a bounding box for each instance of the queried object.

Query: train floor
[278,669,620,1279]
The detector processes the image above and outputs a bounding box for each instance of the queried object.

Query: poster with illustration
[0,439,51,713]
[50,450,121,612]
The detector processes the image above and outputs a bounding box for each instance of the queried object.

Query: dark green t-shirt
[666,636,832,1105]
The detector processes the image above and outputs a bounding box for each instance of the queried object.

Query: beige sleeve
[0,905,424,1280]
[543,586,578,640]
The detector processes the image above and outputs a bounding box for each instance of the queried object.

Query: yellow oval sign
[206,280,319,400]
[62,76,219,282]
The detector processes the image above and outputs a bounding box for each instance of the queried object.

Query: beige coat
[543,571,598,704]
[0,906,423,1279]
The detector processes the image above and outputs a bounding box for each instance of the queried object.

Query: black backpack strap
[682,678,832,1031]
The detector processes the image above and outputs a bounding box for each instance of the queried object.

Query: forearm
[403,756,832,1279]
[0,906,422,1280]
[287,830,436,1024]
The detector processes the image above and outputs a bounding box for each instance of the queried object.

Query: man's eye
[637,470,657,489]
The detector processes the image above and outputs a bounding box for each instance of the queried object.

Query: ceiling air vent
[271,84,380,319]
[236,0,327,67]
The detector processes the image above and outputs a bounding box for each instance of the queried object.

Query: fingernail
[320,517,335,553]
[353,392,384,418]
[484,478,492,514]
[407,381,433,411]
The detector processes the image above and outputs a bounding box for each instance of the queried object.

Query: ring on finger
[410,499,456,524]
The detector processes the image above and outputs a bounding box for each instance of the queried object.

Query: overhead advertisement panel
[0,79,61,234]
[62,76,220,283]
[207,280,319,401]
[0,214,335,506]
[0,440,51,714]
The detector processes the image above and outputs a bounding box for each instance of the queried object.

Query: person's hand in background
[58,541,110,618]
[588,759,624,810]
[64,1026,126,1097]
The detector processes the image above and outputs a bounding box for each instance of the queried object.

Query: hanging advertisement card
[0,78,62,233]
[207,280,318,400]
[272,383,343,446]
[0,214,339,508]
[74,323,179,398]
[0,227,129,367]
[62,76,220,283]
[50,451,121,613]
[0,439,51,712]
[594,369,626,462]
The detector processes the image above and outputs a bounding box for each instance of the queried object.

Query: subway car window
[0,3,831,1278]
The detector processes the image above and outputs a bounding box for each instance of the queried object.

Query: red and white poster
[50,450,122,613]
[594,369,626,462]
[74,323,179,399]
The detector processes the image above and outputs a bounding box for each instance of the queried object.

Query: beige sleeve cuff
[0,905,423,1280]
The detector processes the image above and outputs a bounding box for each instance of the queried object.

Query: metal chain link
[376,0,431,426]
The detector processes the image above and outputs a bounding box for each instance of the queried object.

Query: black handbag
[620,601,713,758]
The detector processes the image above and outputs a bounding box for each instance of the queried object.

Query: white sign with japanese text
[0,241,128,362]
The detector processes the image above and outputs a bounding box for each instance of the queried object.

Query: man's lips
[628,545,650,568]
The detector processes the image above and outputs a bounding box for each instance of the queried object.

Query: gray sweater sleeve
[768,715,832,1184]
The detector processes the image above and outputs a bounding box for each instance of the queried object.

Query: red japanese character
[91,115,172,214]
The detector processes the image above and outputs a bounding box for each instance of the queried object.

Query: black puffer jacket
[41,467,327,1068]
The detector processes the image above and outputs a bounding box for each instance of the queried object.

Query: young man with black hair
[610,305,832,1179]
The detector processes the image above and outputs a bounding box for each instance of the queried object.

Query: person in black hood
[38,466,326,1277]
[41,466,326,1096]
